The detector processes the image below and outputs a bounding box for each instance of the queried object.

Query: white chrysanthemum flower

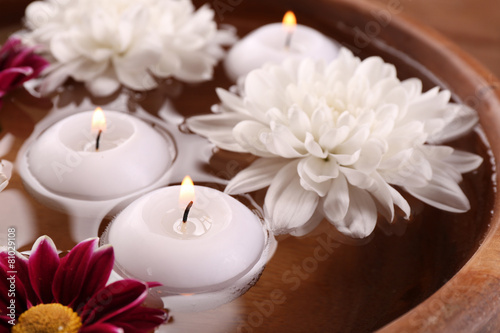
[23,0,236,96]
[188,48,483,238]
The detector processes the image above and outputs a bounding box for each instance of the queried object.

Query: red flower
[0,38,48,107]
[0,236,167,332]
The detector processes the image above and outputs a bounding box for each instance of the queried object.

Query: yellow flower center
[12,303,82,333]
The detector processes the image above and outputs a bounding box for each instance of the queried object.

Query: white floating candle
[224,11,340,81]
[26,108,173,200]
[105,176,273,311]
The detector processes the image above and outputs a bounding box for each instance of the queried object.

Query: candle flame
[282,11,297,32]
[179,175,195,207]
[91,107,106,133]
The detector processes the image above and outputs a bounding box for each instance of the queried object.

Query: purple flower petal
[80,279,149,326]
[72,245,114,312]
[108,306,168,332]
[52,238,98,307]
[0,37,49,96]
[28,236,60,304]
[1,314,14,331]
[79,322,124,333]
[0,67,34,92]
[0,251,36,309]
[0,38,20,63]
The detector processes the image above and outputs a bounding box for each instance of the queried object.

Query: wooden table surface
[372,0,500,78]
[1,1,500,333]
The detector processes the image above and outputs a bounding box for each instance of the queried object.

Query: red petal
[80,279,149,326]
[28,236,60,304]
[1,315,14,332]
[52,238,98,307]
[72,245,114,312]
[0,251,37,308]
[108,306,168,332]
[79,322,123,333]
[0,67,34,92]
[0,38,20,59]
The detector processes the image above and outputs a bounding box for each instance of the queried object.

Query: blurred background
[372,0,500,77]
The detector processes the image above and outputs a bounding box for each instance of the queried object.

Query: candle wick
[182,201,194,223]
[285,31,293,49]
[95,129,103,151]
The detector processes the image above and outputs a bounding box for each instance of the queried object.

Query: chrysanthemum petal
[29,236,59,304]
[80,279,149,326]
[187,113,250,153]
[225,158,288,195]
[443,149,483,173]
[233,121,276,157]
[53,238,98,307]
[262,122,307,158]
[85,68,122,97]
[216,88,249,115]
[79,323,124,333]
[265,161,319,233]
[334,185,378,238]
[72,245,114,312]
[0,251,35,310]
[304,132,327,158]
[107,306,168,332]
[0,67,34,92]
[405,169,470,212]
[430,104,478,143]
[323,174,350,222]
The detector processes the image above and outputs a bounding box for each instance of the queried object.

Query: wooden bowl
[1,0,499,332]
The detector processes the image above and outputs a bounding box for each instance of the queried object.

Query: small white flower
[188,49,483,238]
[0,160,13,192]
[23,0,236,96]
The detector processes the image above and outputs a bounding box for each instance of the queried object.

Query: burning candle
[18,108,175,241]
[104,176,273,311]
[25,108,173,200]
[224,11,340,81]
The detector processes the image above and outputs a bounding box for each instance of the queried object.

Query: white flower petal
[233,121,276,157]
[367,172,395,222]
[340,167,374,189]
[150,50,181,78]
[323,173,349,221]
[443,150,483,173]
[265,161,319,234]
[330,150,361,166]
[405,171,470,212]
[50,34,80,62]
[299,156,340,183]
[216,88,249,115]
[428,104,478,143]
[85,68,121,96]
[262,123,306,158]
[288,105,311,140]
[188,113,249,153]
[225,158,289,195]
[304,132,326,158]
[297,157,336,197]
[172,51,214,82]
[334,185,377,238]
[319,126,350,152]
[388,186,411,219]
